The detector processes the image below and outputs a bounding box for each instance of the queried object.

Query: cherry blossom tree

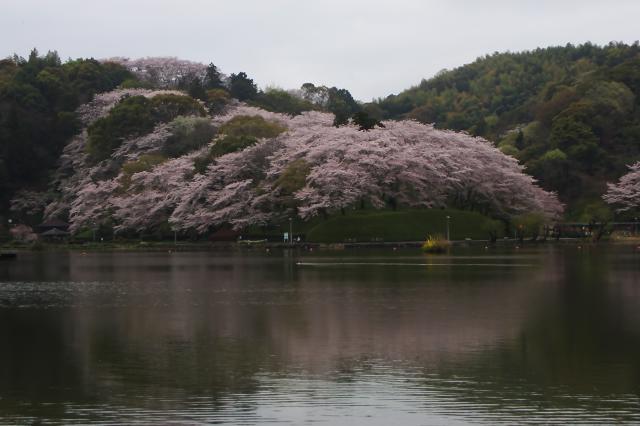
[44,90,562,235]
[10,190,50,218]
[104,57,210,87]
[603,162,640,212]
[9,224,38,243]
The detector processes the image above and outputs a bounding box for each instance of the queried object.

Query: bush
[149,94,205,122]
[193,135,258,174]
[252,88,315,116]
[218,115,286,139]
[119,154,167,191]
[421,235,451,253]
[275,159,311,195]
[206,89,231,114]
[163,116,215,157]
[193,115,287,174]
[512,212,546,241]
[482,219,504,243]
[119,78,154,89]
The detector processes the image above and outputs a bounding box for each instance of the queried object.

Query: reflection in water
[0,246,639,424]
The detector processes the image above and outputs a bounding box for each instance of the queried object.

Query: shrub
[194,135,258,174]
[206,89,231,114]
[275,159,310,195]
[512,212,546,241]
[482,219,504,243]
[252,88,315,116]
[421,235,451,253]
[119,154,167,191]
[218,115,286,139]
[149,94,205,122]
[163,116,215,157]
[193,115,286,174]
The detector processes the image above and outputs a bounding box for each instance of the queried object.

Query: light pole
[446,215,451,241]
[289,217,293,246]
[635,217,638,236]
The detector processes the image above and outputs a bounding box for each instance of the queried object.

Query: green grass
[304,209,493,243]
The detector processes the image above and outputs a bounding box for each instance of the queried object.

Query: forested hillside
[1,52,560,238]
[3,43,640,233]
[0,52,362,219]
[375,42,640,217]
[0,50,133,210]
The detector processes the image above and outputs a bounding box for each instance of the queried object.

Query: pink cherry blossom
[603,162,640,212]
[44,89,562,234]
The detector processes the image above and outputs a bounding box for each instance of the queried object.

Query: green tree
[351,111,384,131]
[481,219,504,243]
[87,94,205,162]
[163,116,215,157]
[0,50,132,210]
[229,72,258,101]
[205,63,223,89]
[253,88,315,116]
[328,87,360,126]
[512,213,546,242]
[275,159,311,195]
[549,113,602,173]
[218,115,286,139]
[526,149,569,193]
[206,88,231,114]
[119,154,167,191]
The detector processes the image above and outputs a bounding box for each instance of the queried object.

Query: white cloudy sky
[2,0,639,100]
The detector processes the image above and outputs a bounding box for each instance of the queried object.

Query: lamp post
[289,217,293,246]
[446,215,451,241]
[635,217,638,236]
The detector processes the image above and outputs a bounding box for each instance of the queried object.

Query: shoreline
[3,237,638,254]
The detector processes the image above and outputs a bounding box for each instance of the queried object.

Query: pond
[1,245,639,424]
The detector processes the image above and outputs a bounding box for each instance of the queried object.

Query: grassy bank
[1,209,499,250]
[305,209,493,243]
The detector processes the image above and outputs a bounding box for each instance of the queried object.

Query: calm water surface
[1,245,639,424]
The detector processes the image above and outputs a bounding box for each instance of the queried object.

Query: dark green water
[1,245,639,424]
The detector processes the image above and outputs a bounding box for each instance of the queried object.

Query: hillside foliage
[0,49,132,210]
[375,42,640,216]
[26,97,561,235]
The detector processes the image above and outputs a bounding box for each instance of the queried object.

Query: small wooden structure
[36,219,70,234]
[40,227,70,241]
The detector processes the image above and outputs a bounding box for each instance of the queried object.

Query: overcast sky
[2,0,639,100]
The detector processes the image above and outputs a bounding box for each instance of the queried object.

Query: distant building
[36,219,70,237]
